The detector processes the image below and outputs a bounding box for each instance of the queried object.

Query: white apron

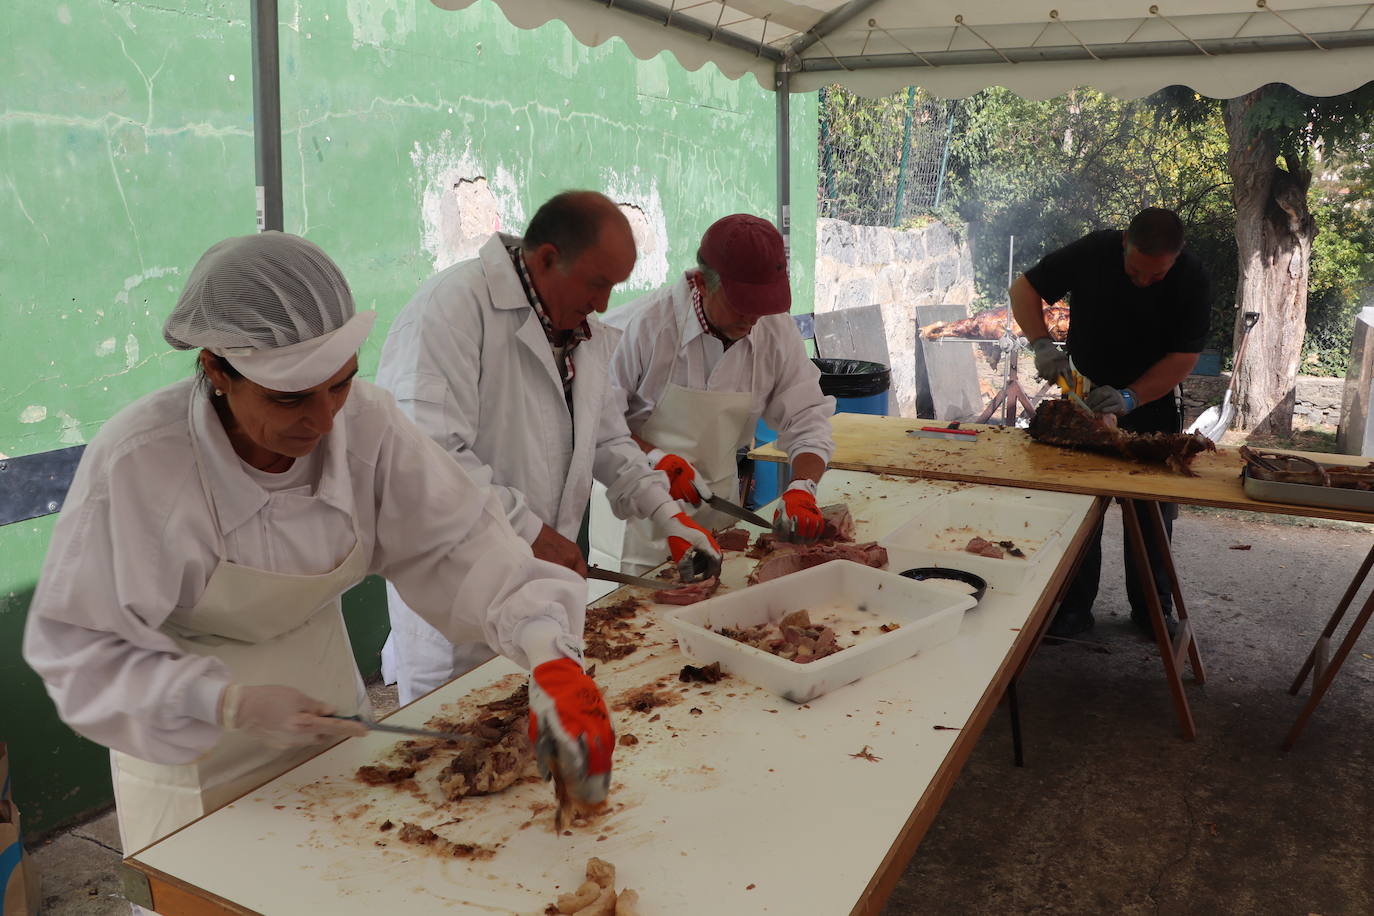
[593,301,758,575]
[112,397,368,854]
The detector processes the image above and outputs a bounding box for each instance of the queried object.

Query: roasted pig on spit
[1028,399,1216,476]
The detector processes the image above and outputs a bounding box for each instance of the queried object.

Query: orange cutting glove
[528,657,614,805]
[652,505,722,566]
[647,448,709,506]
[773,479,824,543]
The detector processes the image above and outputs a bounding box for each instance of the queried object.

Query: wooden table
[752,413,1374,746]
[125,472,1098,915]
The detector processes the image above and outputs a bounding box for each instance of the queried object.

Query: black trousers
[1059,393,1183,619]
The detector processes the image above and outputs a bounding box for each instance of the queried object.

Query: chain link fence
[818,85,958,227]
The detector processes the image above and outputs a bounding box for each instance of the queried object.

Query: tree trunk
[1224,90,1316,436]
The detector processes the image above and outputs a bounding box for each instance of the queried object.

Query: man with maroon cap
[595,213,835,574]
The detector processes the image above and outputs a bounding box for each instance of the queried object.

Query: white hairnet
[163,231,375,391]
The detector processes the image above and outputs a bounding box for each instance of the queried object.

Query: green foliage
[1303,177,1374,375]
[942,87,1234,334]
[818,83,1374,378]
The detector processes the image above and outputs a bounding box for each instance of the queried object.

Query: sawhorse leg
[1283,542,1374,751]
[1119,498,1205,740]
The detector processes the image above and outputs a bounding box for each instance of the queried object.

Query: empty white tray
[667,560,976,704]
[879,490,1072,594]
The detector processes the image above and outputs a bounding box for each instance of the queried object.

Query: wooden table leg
[1288,542,1374,695]
[1283,542,1374,751]
[1140,499,1206,685]
[1120,498,1196,741]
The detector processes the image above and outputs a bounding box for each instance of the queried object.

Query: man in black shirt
[1010,208,1211,638]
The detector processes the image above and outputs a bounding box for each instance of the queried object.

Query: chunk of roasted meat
[1028,399,1215,476]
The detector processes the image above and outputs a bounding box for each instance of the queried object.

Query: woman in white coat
[22,232,613,854]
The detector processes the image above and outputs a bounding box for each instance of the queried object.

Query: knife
[328,715,479,743]
[587,565,671,591]
[703,494,772,529]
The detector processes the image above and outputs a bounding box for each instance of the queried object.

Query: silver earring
[214,389,224,397]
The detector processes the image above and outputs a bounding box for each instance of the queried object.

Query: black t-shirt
[1024,229,1210,392]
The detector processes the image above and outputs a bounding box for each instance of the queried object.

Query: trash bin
[812,358,891,416]
[747,358,891,509]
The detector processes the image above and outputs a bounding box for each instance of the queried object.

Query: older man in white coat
[377,190,721,704]
[594,214,836,574]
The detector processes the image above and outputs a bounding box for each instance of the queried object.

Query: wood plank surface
[753,413,1374,525]
[126,472,1096,916]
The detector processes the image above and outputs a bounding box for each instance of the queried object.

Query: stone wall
[813,218,976,417]
[1180,374,1343,428]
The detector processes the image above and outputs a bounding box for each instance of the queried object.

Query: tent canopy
[438,0,1374,98]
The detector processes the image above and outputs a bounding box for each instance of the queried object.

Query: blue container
[746,358,891,509]
[1194,349,1222,377]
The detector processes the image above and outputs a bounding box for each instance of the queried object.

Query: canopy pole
[251,0,283,232]
[775,67,791,261]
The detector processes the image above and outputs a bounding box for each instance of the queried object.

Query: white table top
[130,472,1095,915]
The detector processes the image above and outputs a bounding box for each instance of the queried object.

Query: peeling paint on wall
[56,410,85,445]
[124,334,140,368]
[411,131,526,271]
[606,174,669,291]
[346,0,416,49]
[95,338,117,357]
[19,406,47,424]
[114,266,180,306]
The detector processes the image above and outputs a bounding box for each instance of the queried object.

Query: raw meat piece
[1028,399,1215,476]
[748,541,888,584]
[653,576,720,605]
[715,527,751,551]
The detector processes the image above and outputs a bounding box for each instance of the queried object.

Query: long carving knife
[703,494,773,529]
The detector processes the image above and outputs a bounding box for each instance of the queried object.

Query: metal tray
[1242,466,1374,513]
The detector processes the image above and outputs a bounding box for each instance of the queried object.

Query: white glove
[218,683,368,748]
[1029,337,1070,384]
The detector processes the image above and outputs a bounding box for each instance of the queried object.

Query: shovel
[1188,311,1259,441]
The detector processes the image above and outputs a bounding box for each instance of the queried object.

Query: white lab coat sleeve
[592,379,675,521]
[368,401,585,669]
[606,307,659,435]
[761,328,837,466]
[22,450,232,765]
[378,284,544,544]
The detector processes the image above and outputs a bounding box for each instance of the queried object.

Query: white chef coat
[375,232,673,544]
[22,377,586,766]
[604,274,836,469]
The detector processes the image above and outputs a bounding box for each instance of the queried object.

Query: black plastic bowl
[898,567,988,605]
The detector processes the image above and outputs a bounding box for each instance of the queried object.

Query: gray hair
[695,247,722,291]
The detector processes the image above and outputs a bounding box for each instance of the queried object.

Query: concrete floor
[30,509,1374,915]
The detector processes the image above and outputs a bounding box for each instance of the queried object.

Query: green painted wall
[1,0,817,837]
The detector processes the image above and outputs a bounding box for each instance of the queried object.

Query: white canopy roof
[436,0,1374,98]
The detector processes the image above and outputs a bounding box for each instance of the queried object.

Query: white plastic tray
[666,560,976,704]
[878,489,1073,594]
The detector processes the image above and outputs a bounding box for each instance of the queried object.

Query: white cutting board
[132,473,1094,915]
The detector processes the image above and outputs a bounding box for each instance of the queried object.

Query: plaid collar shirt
[691,283,735,348]
[508,246,591,406]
